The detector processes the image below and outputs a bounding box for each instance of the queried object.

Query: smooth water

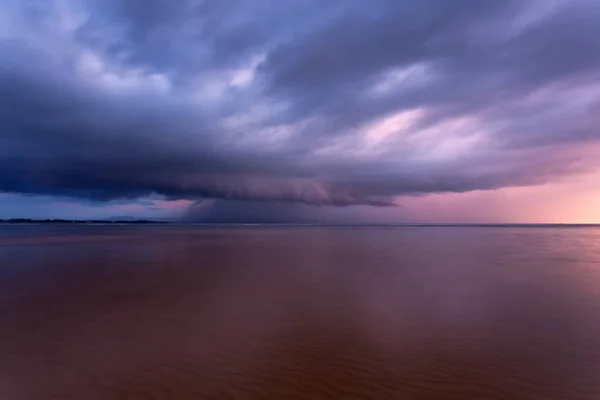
[1,225,600,399]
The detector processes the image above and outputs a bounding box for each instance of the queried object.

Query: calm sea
[1,225,600,399]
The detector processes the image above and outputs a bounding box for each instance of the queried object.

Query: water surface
[1,225,600,399]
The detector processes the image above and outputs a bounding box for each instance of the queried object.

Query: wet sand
[1,226,600,399]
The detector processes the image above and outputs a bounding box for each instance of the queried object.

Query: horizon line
[1,219,600,227]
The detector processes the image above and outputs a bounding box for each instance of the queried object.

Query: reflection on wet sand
[1,226,600,399]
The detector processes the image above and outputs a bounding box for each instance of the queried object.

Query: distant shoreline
[0,219,165,224]
[1,220,599,228]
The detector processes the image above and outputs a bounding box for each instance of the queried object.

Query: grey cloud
[260,0,600,145]
[0,44,393,205]
[1,0,600,212]
[75,0,331,83]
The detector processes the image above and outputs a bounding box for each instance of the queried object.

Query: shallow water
[1,225,600,399]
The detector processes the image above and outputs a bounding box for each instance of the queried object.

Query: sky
[1,0,600,223]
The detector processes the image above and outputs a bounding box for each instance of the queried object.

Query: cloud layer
[1,0,600,208]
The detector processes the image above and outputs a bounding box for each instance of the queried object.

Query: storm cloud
[1,0,600,210]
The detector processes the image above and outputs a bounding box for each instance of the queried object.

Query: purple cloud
[1,0,599,218]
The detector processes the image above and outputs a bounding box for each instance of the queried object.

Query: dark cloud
[1,0,600,213]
